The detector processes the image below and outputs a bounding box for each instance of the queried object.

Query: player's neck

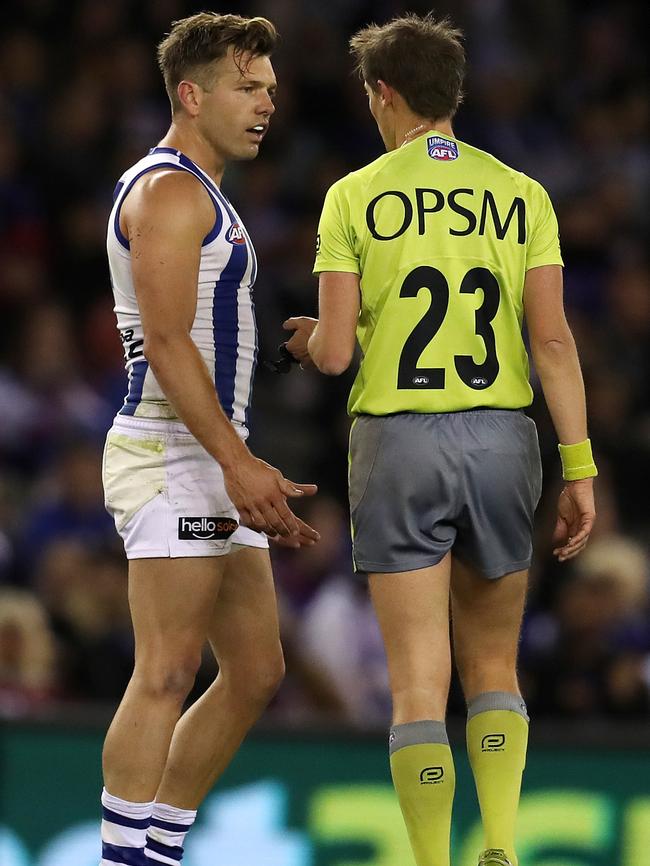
[158,123,226,186]
[394,116,454,150]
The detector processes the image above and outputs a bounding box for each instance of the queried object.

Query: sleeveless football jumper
[103,147,267,558]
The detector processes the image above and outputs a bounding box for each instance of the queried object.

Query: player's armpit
[122,169,215,347]
[309,271,360,375]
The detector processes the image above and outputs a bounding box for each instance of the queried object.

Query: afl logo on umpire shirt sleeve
[178,517,238,540]
[427,135,459,161]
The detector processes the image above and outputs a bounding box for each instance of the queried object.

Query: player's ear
[177,80,202,117]
[376,79,394,108]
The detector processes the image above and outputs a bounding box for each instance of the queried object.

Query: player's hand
[552,478,596,562]
[283,317,318,369]
[266,516,320,548]
[223,454,317,538]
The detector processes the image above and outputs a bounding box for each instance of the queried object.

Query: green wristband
[558,439,598,481]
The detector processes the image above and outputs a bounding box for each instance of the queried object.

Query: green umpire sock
[466,692,529,865]
[389,720,455,866]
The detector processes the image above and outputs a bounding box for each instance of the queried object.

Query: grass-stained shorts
[102,417,268,559]
[348,410,542,579]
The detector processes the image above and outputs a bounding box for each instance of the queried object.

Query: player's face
[198,48,276,162]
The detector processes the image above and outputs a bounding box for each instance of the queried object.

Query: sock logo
[481,733,506,752]
[419,766,444,784]
[178,517,238,540]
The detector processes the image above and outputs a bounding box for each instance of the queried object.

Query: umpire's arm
[523,264,588,445]
[524,264,596,560]
[308,271,360,374]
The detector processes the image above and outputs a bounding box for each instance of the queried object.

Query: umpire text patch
[178,517,238,540]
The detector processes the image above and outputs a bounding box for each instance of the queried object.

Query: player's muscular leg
[450,558,528,699]
[154,547,284,808]
[102,557,226,802]
[369,556,452,723]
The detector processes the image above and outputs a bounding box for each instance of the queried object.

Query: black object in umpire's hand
[263,343,300,374]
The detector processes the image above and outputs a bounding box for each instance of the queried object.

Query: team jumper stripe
[244,291,259,429]
[213,190,254,426]
[212,248,242,419]
[120,359,149,416]
[208,187,248,421]
[234,218,259,428]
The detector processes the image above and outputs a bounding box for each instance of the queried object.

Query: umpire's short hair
[350,13,465,120]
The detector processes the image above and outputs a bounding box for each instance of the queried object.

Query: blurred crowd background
[0,0,648,727]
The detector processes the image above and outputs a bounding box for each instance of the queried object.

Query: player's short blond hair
[157,12,277,112]
[350,13,465,121]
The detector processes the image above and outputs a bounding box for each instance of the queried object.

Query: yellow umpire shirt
[313,130,563,416]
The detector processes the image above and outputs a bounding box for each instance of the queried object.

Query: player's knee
[248,649,286,706]
[225,645,285,708]
[134,649,202,703]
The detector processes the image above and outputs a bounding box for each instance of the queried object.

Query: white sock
[100,788,153,866]
[145,802,197,865]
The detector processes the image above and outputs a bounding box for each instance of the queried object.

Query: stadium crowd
[1,0,648,725]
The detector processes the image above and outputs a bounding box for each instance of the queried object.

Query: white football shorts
[102,416,269,559]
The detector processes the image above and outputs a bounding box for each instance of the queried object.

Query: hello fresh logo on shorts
[178,517,238,540]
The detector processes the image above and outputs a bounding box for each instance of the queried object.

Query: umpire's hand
[283,316,318,368]
[552,478,596,561]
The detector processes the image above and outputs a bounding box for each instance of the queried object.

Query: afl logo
[427,135,459,161]
[226,223,246,245]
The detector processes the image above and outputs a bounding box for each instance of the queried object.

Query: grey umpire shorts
[348,410,542,579]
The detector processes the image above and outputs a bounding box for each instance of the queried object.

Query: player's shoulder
[323,137,552,212]
[133,165,208,200]
[458,138,550,197]
[122,165,214,227]
[324,150,396,201]
[117,170,215,248]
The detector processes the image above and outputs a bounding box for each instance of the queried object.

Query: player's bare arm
[524,263,596,561]
[124,170,317,538]
[284,271,360,374]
